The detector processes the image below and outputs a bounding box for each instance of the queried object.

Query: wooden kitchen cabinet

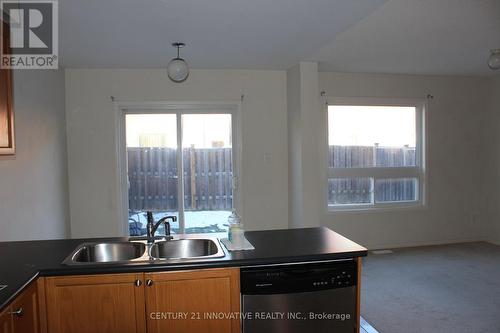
[0,307,12,333]
[45,273,146,333]
[0,280,43,333]
[43,268,240,333]
[145,268,240,333]
[10,281,43,333]
[0,21,15,155]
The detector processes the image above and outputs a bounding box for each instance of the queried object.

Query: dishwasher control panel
[241,260,357,295]
[313,269,353,288]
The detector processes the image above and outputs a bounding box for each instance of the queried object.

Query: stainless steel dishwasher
[240,260,357,333]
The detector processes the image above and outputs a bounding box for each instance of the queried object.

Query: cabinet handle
[146,279,153,287]
[9,307,23,317]
[134,279,142,287]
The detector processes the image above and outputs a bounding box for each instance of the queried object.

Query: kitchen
[1,1,500,333]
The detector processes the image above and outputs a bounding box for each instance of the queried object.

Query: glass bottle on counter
[228,209,244,246]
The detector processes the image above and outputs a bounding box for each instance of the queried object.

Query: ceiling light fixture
[487,49,500,70]
[167,42,189,82]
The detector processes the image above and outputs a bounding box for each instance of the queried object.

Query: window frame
[115,101,242,235]
[325,97,427,212]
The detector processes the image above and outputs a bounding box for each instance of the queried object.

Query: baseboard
[362,236,488,251]
[487,238,500,246]
[360,317,379,333]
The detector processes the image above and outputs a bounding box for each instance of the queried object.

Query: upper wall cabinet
[0,21,14,155]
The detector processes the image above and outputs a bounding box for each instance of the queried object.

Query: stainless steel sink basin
[150,239,224,260]
[62,237,225,265]
[63,242,147,264]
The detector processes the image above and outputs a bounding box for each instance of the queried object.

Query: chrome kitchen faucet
[146,211,176,243]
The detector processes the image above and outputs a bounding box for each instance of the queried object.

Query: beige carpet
[361,242,500,333]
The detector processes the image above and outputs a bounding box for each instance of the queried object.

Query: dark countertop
[0,227,366,311]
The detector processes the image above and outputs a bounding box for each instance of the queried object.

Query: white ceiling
[59,0,387,69]
[59,0,500,76]
[311,0,500,76]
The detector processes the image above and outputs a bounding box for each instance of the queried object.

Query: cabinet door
[145,268,240,333]
[0,21,15,154]
[0,307,12,333]
[10,281,42,333]
[45,273,146,333]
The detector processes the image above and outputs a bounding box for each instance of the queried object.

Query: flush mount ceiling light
[487,49,500,70]
[167,42,189,82]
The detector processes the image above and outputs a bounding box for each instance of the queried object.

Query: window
[327,98,425,210]
[122,106,238,235]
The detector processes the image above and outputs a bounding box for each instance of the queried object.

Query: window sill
[327,201,427,214]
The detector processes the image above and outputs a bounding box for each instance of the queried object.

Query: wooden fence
[127,147,233,211]
[328,145,417,204]
[329,145,416,168]
[127,145,417,211]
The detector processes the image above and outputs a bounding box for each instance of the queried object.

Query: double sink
[63,238,225,265]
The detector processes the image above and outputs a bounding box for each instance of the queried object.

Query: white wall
[287,65,303,227]
[484,75,500,245]
[316,72,490,249]
[1,64,495,249]
[0,69,69,241]
[287,62,322,228]
[65,69,288,237]
[63,67,498,248]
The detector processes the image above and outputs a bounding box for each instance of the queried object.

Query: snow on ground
[129,210,231,235]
